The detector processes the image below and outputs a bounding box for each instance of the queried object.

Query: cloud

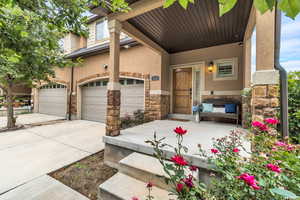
[281,60,300,71]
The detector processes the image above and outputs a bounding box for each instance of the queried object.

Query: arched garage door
[38,83,67,117]
[81,78,144,123]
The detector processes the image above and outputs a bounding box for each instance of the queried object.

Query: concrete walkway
[0,120,105,196]
[0,113,65,128]
[0,175,89,200]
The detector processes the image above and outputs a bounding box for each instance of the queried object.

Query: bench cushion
[225,103,236,113]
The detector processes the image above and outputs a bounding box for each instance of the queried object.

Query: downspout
[68,66,74,120]
[274,7,289,137]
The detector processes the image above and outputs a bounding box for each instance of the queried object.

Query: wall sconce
[208,62,214,73]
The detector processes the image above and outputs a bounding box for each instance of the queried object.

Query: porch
[103,120,250,168]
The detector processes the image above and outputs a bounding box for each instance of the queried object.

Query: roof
[65,38,138,59]
[128,0,253,53]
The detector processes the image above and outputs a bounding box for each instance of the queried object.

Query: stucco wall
[71,45,162,90]
[170,42,244,91]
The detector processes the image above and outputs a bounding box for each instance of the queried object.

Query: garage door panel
[81,79,144,123]
[38,87,67,117]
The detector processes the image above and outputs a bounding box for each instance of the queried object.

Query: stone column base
[146,94,170,120]
[251,84,279,122]
[106,90,121,136]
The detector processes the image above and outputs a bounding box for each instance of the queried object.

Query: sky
[252,15,300,72]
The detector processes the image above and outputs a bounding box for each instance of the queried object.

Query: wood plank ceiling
[128,0,253,53]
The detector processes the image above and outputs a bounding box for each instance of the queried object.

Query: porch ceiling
[128,0,253,53]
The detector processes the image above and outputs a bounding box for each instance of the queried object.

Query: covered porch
[95,0,279,136]
[92,0,280,161]
[103,120,250,169]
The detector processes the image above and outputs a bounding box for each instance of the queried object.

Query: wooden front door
[173,68,192,114]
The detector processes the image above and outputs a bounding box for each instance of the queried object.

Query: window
[213,58,238,81]
[96,20,109,41]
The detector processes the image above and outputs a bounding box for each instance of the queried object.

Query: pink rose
[275,141,286,147]
[237,173,260,190]
[266,163,281,173]
[252,121,268,131]
[233,148,240,153]
[264,118,279,125]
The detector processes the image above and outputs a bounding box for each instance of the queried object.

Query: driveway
[0,120,105,196]
[0,113,65,129]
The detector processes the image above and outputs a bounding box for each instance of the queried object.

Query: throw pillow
[225,104,236,113]
[202,103,213,112]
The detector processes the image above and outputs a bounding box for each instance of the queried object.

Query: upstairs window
[96,19,109,41]
[217,63,233,77]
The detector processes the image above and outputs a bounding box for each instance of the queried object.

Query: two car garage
[37,78,145,123]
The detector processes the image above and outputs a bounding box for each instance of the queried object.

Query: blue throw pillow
[202,103,213,112]
[225,104,236,113]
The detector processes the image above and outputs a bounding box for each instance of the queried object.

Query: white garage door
[38,84,67,117]
[81,79,144,123]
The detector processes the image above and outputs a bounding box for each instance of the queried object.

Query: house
[31,0,279,130]
[31,0,284,198]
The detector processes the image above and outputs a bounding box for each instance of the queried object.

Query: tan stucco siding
[170,43,244,91]
[54,67,72,84]
[70,45,161,90]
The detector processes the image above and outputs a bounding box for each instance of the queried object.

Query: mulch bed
[49,151,117,200]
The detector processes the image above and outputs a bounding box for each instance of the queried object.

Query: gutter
[274,7,289,137]
[68,66,74,120]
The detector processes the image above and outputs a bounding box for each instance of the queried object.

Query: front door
[173,68,192,114]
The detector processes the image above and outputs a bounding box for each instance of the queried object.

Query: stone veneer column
[251,10,280,123]
[106,20,122,136]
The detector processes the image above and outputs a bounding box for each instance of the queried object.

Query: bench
[199,99,241,125]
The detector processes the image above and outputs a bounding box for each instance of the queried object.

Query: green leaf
[163,0,176,8]
[178,0,189,9]
[269,188,299,199]
[254,0,275,14]
[279,0,300,19]
[218,0,238,16]
[20,31,28,37]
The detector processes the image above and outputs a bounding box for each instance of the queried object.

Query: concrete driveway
[0,120,105,195]
[0,113,65,129]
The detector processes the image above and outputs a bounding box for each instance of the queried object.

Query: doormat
[167,118,190,122]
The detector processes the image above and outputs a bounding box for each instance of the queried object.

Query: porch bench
[199,99,240,125]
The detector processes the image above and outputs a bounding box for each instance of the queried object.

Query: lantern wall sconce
[208,61,214,73]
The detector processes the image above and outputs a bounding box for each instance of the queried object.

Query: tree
[0,1,89,128]
[163,0,300,19]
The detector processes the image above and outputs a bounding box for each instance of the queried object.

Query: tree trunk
[6,83,15,129]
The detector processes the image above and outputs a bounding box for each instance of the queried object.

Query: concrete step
[119,152,199,190]
[119,152,170,190]
[98,173,171,200]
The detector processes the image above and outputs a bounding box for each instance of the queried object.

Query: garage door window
[40,83,66,89]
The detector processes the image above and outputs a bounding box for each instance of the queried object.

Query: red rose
[233,148,240,153]
[176,183,184,192]
[171,155,188,166]
[131,197,139,200]
[146,182,153,188]
[189,165,198,171]
[211,148,219,154]
[174,126,187,135]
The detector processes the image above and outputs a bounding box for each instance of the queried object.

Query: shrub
[288,71,300,143]
[120,109,150,129]
[135,118,300,200]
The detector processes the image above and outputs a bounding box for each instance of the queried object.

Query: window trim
[95,18,109,42]
[213,58,238,81]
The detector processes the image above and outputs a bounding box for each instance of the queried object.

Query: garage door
[81,78,144,123]
[38,84,67,117]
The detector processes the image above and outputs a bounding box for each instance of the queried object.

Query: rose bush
[134,118,299,200]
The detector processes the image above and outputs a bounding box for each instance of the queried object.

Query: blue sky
[280,15,300,71]
[252,15,300,72]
